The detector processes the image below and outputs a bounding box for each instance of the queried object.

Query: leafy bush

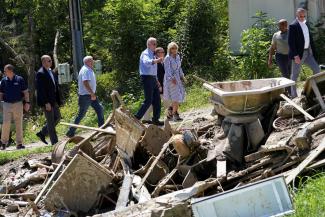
[232,12,276,80]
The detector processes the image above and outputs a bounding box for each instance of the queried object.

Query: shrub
[233,11,276,80]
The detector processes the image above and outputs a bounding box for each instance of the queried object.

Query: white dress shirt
[298,19,310,49]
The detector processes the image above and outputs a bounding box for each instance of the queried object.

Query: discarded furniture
[303,71,325,111]
[192,176,293,217]
[203,77,294,115]
[114,107,145,157]
[44,153,114,213]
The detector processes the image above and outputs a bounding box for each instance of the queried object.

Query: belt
[140,75,156,77]
[4,100,22,104]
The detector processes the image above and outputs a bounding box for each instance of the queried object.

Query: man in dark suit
[288,8,320,98]
[35,55,62,145]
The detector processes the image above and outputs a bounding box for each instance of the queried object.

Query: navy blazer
[288,19,316,59]
[35,66,62,107]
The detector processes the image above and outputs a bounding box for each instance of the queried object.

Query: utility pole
[69,0,84,80]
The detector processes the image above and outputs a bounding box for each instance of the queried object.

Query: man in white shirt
[288,8,320,98]
[66,56,104,137]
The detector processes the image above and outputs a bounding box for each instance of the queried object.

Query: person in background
[142,47,172,122]
[163,42,186,122]
[288,8,320,98]
[0,64,30,150]
[134,37,164,126]
[66,56,104,137]
[268,19,291,95]
[36,55,62,146]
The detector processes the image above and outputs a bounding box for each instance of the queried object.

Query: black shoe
[16,144,25,150]
[1,144,6,150]
[142,120,153,124]
[65,132,74,138]
[36,132,48,145]
[152,120,164,126]
[173,114,183,122]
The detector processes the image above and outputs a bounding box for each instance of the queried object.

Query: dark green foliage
[233,11,276,79]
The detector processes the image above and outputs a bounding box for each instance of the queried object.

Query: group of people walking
[268,8,320,98]
[135,38,186,126]
[0,55,104,149]
[0,8,320,149]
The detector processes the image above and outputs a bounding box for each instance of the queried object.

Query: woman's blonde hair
[167,42,179,54]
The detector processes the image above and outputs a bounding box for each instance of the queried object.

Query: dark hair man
[36,55,62,145]
[0,64,30,150]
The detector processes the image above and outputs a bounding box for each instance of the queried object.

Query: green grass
[289,173,325,217]
[180,83,210,112]
[0,146,53,165]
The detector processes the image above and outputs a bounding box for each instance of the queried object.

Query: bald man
[268,19,291,95]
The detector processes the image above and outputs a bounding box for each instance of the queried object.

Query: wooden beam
[310,78,325,111]
[115,172,134,210]
[280,94,314,120]
[285,137,325,184]
[60,122,116,135]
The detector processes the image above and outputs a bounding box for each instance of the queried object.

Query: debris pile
[1,73,325,216]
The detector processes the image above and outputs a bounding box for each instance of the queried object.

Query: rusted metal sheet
[114,107,145,157]
[44,153,114,213]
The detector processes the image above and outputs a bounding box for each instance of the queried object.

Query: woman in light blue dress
[163,42,186,121]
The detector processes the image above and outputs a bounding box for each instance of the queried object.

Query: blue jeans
[66,95,104,137]
[135,75,161,121]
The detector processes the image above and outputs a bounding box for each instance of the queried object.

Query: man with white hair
[288,8,320,98]
[134,37,164,126]
[66,55,104,137]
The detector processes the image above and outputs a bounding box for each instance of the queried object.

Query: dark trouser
[275,53,292,95]
[40,104,61,145]
[66,95,104,137]
[135,75,161,121]
[291,49,320,98]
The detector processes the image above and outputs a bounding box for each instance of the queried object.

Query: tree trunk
[27,14,37,113]
[53,29,60,72]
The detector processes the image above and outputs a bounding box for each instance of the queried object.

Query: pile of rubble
[1,74,325,216]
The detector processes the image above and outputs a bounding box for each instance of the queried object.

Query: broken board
[114,107,145,157]
[44,153,114,213]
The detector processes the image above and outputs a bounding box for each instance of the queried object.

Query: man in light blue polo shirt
[134,37,164,126]
[66,56,104,137]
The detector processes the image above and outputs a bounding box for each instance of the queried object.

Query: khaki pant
[142,95,171,121]
[1,102,23,145]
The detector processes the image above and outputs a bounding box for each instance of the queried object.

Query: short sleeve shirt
[272,31,289,55]
[78,65,97,95]
[0,75,28,103]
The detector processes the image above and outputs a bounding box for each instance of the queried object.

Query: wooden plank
[116,173,134,210]
[285,137,325,184]
[216,160,227,179]
[60,122,116,135]
[310,78,325,111]
[151,169,178,197]
[280,94,314,120]
[136,140,171,192]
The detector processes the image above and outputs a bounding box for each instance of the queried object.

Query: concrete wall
[229,0,323,54]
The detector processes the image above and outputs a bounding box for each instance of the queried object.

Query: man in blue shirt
[66,56,104,137]
[134,37,164,126]
[0,64,30,150]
